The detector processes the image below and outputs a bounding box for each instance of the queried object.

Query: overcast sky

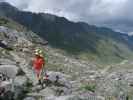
[1,0,133,34]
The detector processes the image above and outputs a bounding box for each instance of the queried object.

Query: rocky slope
[0,17,99,99]
[0,16,133,100]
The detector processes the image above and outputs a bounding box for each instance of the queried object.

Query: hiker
[33,48,46,85]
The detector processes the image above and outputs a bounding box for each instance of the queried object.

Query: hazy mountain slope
[1,2,133,64]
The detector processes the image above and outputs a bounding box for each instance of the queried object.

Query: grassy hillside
[0,17,26,31]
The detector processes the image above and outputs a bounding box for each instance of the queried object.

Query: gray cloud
[1,0,133,33]
[0,0,5,2]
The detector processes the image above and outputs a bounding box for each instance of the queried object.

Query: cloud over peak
[2,0,133,33]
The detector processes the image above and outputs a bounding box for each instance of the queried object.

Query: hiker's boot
[37,79,41,85]
[37,79,44,89]
[41,83,44,89]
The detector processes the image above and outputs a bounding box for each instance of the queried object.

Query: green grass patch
[80,84,96,92]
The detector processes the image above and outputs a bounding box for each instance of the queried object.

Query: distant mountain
[1,2,133,64]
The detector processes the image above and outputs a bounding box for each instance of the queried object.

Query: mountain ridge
[1,2,133,64]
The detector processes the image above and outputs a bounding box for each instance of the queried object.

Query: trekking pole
[42,52,48,78]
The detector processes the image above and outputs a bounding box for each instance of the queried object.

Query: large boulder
[0,81,12,90]
[43,71,72,89]
[0,79,14,100]
[0,65,19,79]
[14,76,28,86]
[0,65,30,100]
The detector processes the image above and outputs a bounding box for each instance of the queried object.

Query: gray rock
[39,87,55,96]
[23,97,36,100]
[0,65,30,100]
[0,75,29,100]
[0,65,18,79]
[0,59,16,65]
[14,76,28,86]
[43,71,72,88]
[0,81,12,91]
[45,95,74,100]
[50,86,71,96]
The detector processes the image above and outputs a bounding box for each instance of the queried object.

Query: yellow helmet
[35,48,43,56]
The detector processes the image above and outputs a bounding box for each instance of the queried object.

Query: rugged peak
[0,2,18,13]
[0,2,11,6]
[0,2,14,8]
